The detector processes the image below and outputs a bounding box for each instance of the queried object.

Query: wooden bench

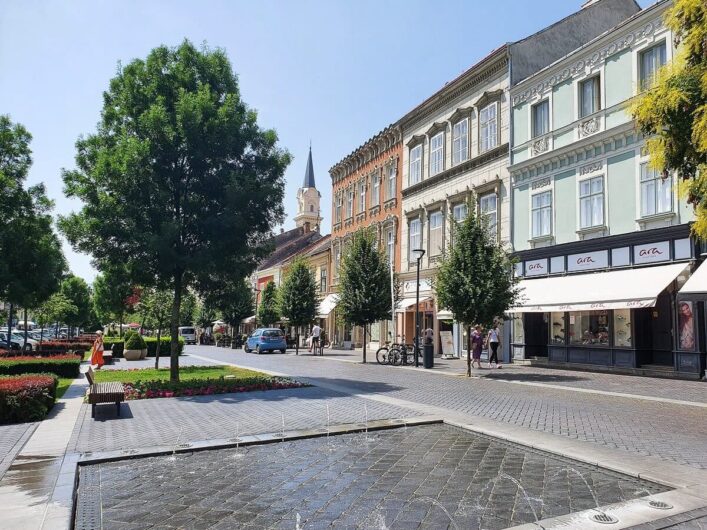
[102,351,114,365]
[86,366,125,418]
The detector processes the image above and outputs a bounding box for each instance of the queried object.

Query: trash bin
[423,343,434,369]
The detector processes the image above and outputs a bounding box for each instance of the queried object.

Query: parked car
[0,332,26,350]
[10,331,38,351]
[178,326,196,345]
[244,328,287,354]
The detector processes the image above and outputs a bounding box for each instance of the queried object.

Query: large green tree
[59,40,290,381]
[206,278,254,332]
[257,281,280,328]
[92,264,134,336]
[632,0,707,235]
[279,257,318,355]
[59,275,92,336]
[435,198,520,376]
[34,292,77,345]
[337,228,393,363]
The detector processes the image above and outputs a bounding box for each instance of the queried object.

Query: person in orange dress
[90,330,104,369]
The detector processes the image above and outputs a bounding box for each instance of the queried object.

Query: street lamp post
[411,248,426,368]
[254,287,262,330]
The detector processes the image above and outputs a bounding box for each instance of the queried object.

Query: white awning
[508,263,689,313]
[395,297,432,313]
[679,263,707,297]
[437,310,453,320]
[316,294,340,319]
[241,315,255,324]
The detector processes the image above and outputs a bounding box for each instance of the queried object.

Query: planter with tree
[123,330,147,361]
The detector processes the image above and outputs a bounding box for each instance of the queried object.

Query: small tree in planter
[279,257,318,355]
[124,331,147,361]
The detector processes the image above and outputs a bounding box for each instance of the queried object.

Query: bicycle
[390,339,422,366]
[376,342,391,364]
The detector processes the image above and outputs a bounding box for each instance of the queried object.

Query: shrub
[103,338,124,358]
[123,376,307,400]
[37,341,92,353]
[144,337,184,357]
[124,333,146,350]
[0,355,81,378]
[0,374,58,424]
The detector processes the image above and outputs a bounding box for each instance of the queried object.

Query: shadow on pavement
[482,373,588,383]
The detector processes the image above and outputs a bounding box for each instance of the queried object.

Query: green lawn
[56,377,74,399]
[93,365,265,384]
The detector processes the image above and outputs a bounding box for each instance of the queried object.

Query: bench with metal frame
[85,366,125,418]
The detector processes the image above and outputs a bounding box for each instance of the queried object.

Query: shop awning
[316,294,339,319]
[437,310,454,320]
[679,263,707,298]
[395,297,432,313]
[241,315,255,324]
[508,263,689,313]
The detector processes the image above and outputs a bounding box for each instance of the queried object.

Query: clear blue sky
[0,0,651,283]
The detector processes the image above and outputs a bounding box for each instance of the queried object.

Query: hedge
[37,341,92,353]
[124,375,307,400]
[0,374,57,424]
[0,355,81,378]
[103,338,125,358]
[104,337,184,358]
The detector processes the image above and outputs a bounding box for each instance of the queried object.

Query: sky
[0,0,652,284]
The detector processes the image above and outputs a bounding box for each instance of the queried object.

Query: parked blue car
[244,328,287,354]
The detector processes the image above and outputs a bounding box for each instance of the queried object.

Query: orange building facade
[328,124,403,349]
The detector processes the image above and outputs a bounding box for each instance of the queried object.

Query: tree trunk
[466,325,472,377]
[295,332,299,356]
[155,318,162,370]
[40,324,44,348]
[170,272,183,383]
[119,311,123,338]
[362,325,367,364]
[55,320,59,339]
[6,304,12,350]
[23,308,28,348]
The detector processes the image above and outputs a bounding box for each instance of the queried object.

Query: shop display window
[613,309,632,348]
[678,301,696,351]
[550,312,565,344]
[512,316,524,344]
[569,311,609,346]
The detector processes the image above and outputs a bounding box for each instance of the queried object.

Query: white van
[178,326,197,345]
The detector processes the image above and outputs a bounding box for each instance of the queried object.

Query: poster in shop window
[678,300,696,351]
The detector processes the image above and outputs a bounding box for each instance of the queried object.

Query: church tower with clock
[294,145,321,232]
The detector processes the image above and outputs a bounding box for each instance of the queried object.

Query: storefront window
[512,316,524,344]
[678,301,696,351]
[613,309,632,348]
[569,311,609,346]
[550,312,565,344]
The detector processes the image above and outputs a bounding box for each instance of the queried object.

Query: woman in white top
[486,324,501,368]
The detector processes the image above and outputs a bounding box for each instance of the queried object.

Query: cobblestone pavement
[0,422,37,478]
[184,347,707,470]
[75,424,668,530]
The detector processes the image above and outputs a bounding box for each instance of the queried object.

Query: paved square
[75,424,668,530]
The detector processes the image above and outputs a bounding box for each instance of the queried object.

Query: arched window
[310,205,314,212]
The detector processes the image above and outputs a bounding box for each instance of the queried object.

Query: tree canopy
[632,0,707,235]
[435,198,520,375]
[337,228,394,363]
[59,40,290,381]
[257,281,280,328]
[279,257,318,355]
[92,264,134,334]
[60,275,92,333]
[206,278,254,330]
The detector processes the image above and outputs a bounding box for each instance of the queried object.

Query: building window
[579,176,604,229]
[531,100,549,138]
[531,191,552,238]
[569,310,609,346]
[614,308,632,347]
[452,118,469,165]
[428,211,443,256]
[409,218,421,262]
[334,247,341,278]
[429,132,444,176]
[452,203,468,222]
[579,76,601,118]
[387,163,396,200]
[550,312,565,344]
[409,145,422,185]
[335,194,342,223]
[320,267,327,292]
[358,182,365,213]
[480,193,497,237]
[640,163,671,217]
[371,173,380,207]
[346,188,353,218]
[640,41,667,90]
[479,103,498,153]
[386,229,394,263]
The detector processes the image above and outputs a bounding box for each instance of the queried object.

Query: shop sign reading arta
[567,250,608,272]
[525,258,548,277]
[634,241,669,265]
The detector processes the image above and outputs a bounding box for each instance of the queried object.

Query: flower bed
[37,341,92,353]
[0,355,81,378]
[123,376,308,400]
[0,374,58,424]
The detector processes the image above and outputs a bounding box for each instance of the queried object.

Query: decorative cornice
[406,134,425,148]
[512,15,666,106]
[426,122,447,138]
[449,106,474,125]
[402,143,508,198]
[329,124,402,183]
[474,89,503,109]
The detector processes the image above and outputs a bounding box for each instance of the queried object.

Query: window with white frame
[335,194,342,223]
[320,267,327,292]
[580,76,601,118]
[334,246,341,277]
[409,218,421,263]
[532,100,549,138]
[451,202,468,245]
[386,229,394,263]
[358,181,365,213]
[452,118,469,165]
[640,163,672,217]
[346,188,353,218]
[480,193,498,237]
[479,103,498,152]
[371,173,380,207]
[387,163,396,200]
[428,211,443,256]
[429,132,444,176]
[409,145,422,185]
[531,191,552,238]
[579,176,604,229]
[640,41,667,90]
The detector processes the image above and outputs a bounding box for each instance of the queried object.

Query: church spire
[302,145,316,189]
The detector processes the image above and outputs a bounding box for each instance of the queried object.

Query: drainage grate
[648,500,673,510]
[591,513,619,524]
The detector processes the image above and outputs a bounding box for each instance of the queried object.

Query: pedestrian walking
[486,322,502,368]
[309,323,322,353]
[471,325,483,371]
[90,330,104,370]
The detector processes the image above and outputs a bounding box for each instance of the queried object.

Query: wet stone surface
[75,424,669,530]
